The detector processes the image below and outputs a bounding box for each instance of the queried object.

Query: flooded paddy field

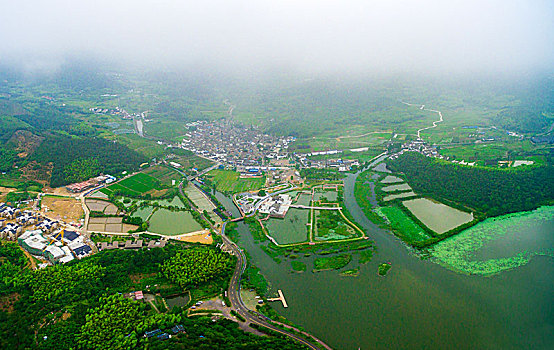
[402,197,474,234]
[85,199,119,215]
[383,191,417,201]
[264,208,309,244]
[381,183,412,192]
[380,175,404,184]
[148,209,203,235]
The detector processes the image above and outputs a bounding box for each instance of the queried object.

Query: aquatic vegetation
[291,261,306,273]
[432,206,554,276]
[378,263,392,276]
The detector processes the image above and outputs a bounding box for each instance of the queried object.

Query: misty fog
[0,0,552,76]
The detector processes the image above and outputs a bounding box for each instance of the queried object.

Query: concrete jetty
[267,289,288,308]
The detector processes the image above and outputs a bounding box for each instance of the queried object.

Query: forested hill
[388,152,554,217]
[32,134,146,187]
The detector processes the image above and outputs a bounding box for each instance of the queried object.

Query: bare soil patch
[41,196,84,222]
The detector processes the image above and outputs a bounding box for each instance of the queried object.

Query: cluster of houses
[298,157,360,171]
[1,203,49,240]
[1,202,93,264]
[181,120,293,167]
[18,229,93,264]
[144,324,185,341]
[258,194,292,218]
[66,174,116,193]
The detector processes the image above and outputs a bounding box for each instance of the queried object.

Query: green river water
[213,165,554,349]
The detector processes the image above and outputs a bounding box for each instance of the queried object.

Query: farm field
[403,198,474,234]
[172,151,214,172]
[85,199,119,215]
[142,165,182,186]
[204,170,265,194]
[184,184,221,223]
[87,216,137,233]
[380,175,404,184]
[313,190,338,202]
[100,171,171,198]
[376,206,430,243]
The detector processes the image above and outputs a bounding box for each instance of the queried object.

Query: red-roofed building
[134,291,144,300]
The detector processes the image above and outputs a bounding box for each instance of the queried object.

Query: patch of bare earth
[0,293,20,313]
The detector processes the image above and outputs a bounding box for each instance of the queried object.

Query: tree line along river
[213,162,554,350]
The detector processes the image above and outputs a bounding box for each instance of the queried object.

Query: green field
[204,170,265,194]
[101,172,163,197]
[376,206,431,243]
[143,165,182,186]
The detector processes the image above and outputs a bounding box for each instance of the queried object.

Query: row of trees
[389,152,554,217]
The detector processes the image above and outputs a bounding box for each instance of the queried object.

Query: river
[215,166,554,349]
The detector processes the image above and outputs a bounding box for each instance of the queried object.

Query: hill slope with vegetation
[389,152,554,217]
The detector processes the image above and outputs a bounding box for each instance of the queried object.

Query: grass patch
[313,254,352,272]
[358,250,373,264]
[376,206,431,243]
[290,261,306,273]
[340,268,359,277]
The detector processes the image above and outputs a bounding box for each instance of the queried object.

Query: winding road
[177,175,329,349]
[401,101,444,138]
[221,221,332,350]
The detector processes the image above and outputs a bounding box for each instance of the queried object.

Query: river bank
[216,156,554,349]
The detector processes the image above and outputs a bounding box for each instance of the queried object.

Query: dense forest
[32,134,146,187]
[0,243,303,350]
[389,152,554,217]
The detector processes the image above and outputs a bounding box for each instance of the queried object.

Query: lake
[218,158,554,349]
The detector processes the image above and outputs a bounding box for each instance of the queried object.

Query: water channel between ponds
[215,157,554,350]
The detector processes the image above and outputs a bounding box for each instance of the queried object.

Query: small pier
[267,289,288,308]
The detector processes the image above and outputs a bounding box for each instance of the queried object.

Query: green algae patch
[340,268,360,277]
[431,206,554,276]
[378,263,392,276]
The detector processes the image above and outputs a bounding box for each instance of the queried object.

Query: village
[0,201,93,266]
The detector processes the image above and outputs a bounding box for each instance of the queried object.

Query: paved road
[221,220,332,350]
